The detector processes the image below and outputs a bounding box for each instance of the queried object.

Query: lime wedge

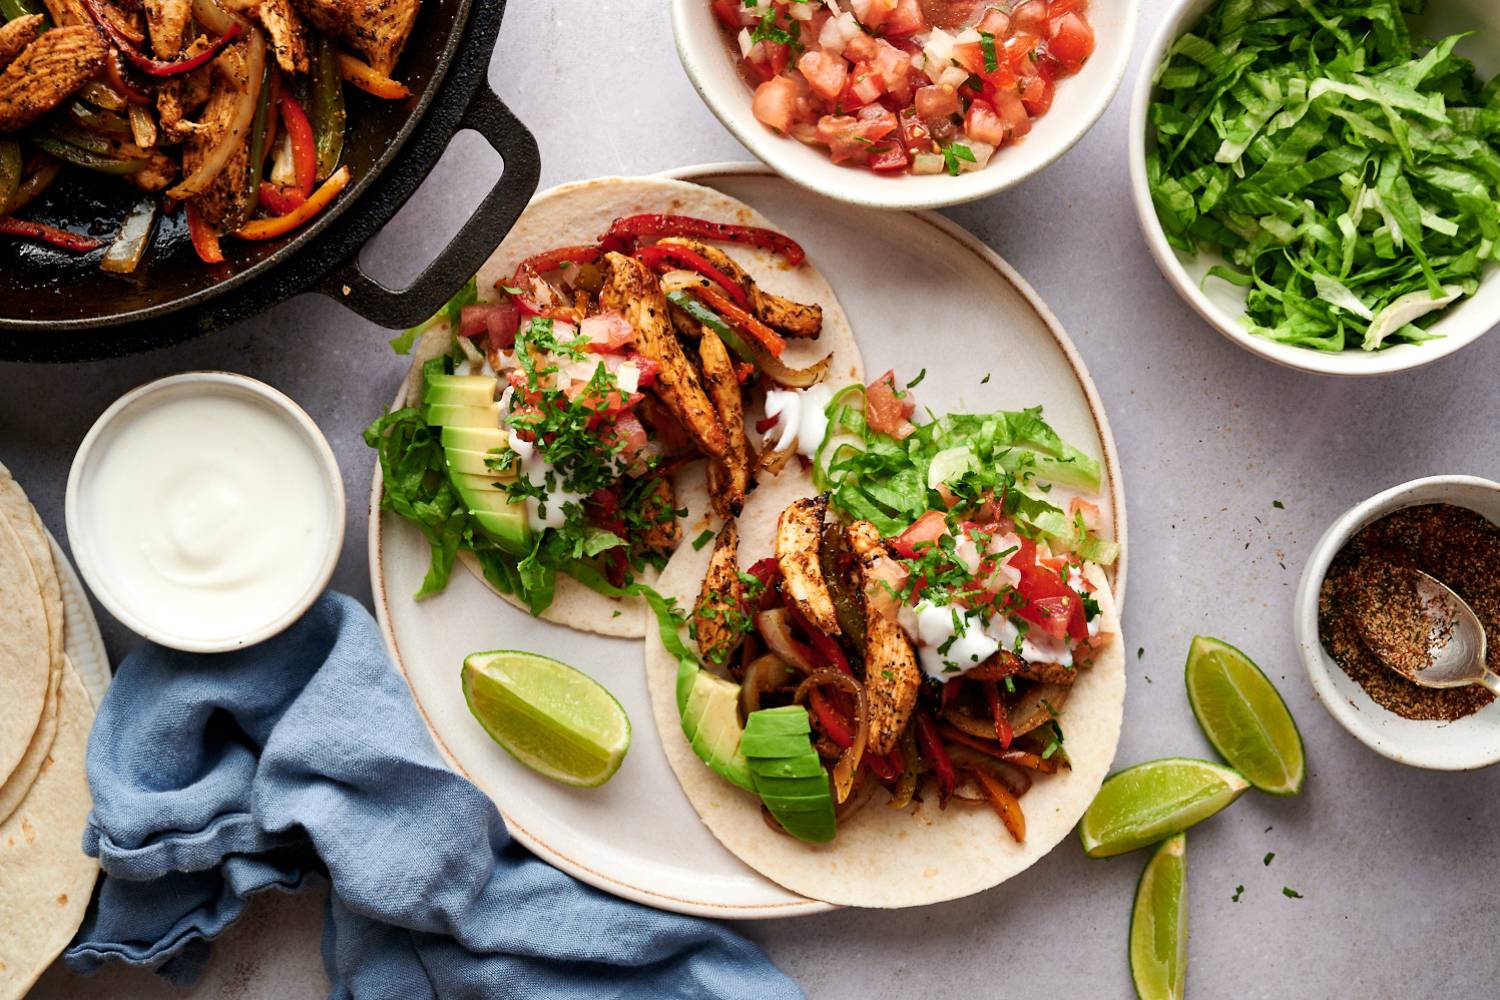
[1080,758,1248,858]
[1185,635,1305,796]
[461,650,630,788]
[1130,833,1187,1000]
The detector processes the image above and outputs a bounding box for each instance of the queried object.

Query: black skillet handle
[322,85,541,329]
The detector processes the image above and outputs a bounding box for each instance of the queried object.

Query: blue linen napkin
[64,592,801,1000]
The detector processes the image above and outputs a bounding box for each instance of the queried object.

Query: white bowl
[1294,476,1500,770]
[66,372,345,654]
[1128,0,1500,376]
[672,0,1139,210]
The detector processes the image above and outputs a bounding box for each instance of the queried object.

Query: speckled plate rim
[370,162,1127,917]
[1293,475,1500,770]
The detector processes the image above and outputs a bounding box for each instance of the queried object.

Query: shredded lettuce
[389,277,477,355]
[812,386,1115,564]
[1147,0,1498,351]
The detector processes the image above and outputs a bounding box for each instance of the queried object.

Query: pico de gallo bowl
[709,0,1096,177]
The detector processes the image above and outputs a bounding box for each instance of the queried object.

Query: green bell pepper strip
[312,35,346,181]
[30,136,146,175]
[0,141,21,215]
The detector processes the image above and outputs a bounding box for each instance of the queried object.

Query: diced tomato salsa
[711,0,1094,177]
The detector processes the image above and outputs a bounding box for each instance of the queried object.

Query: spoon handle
[1480,671,1500,698]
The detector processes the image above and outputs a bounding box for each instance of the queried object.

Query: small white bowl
[672,0,1139,210]
[1294,476,1500,770]
[66,372,345,654]
[1128,0,1500,376]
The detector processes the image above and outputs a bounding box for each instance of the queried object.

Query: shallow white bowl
[1294,476,1500,770]
[1128,0,1500,376]
[672,0,1139,210]
[66,372,345,654]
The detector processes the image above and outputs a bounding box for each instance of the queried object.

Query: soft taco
[367,176,863,638]
[644,373,1125,907]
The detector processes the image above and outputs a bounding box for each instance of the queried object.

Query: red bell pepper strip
[103,48,152,106]
[863,749,900,781]
[745,557,782,610]
[505,244,604,313]
[86,0,243,77]
[236,165,349,241]
[754,413,780,434]
[278,91,317,200]
[183,203,223,263]
[808,687,854,748]
[915,708,956,807]
[257,182,305,215]
[693,284,786,357]
[633,242,750,310]
[0,216,103,252]
[983,679,1013,750]
[601,214,806,266]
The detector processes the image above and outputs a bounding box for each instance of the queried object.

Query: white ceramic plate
[46,531,111,707]
[370,164,1126,918]
[1129,0,1500,376]
[672,0,1139,210]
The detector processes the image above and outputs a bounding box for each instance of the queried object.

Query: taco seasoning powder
[1317,503,1500,721]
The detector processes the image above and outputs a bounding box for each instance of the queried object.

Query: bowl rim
[1292,474,1500,770]
[671,0,1141,211]
[1126,0,1499,378]
[65,371,346,654]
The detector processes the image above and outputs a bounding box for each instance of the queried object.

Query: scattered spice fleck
[1282,887,1302,899]
[1263,852,1275,866]
[1319,504,1500,721]
[1137,647,1144,660]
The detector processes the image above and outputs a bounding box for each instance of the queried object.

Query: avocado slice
[425,402,504,430]
[424,373,498,408]
[442,426,508,452]
[743,708,835,844]
[445,448,513,477]
[679,670,754,792]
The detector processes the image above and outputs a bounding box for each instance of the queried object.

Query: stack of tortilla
[0,462,98,996]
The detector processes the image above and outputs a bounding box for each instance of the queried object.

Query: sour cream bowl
[66,372,345,653]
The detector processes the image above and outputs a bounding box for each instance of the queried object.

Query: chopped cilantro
[1232,885,1244,902]
[1263,852,1275,866]
[1272,499,1285,509]
[691,529,716,551]
[906,368,927,388]
[941,143,976,176]
[979,31,998,73]
[1282,887,1302,899]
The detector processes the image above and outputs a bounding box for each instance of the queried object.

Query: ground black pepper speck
[1318,504,1500,721]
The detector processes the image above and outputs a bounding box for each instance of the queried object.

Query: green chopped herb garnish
[906,368,927,388]
[1282,887,1302,899]
[691,529,716,551]
[979,31,997,73]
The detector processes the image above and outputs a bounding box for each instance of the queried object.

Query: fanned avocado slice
[743,707,835,844]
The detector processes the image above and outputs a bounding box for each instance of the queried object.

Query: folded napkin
[65,592,800,999]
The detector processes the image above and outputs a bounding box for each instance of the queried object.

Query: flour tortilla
[398,176,864,638]
[0,463,66,822]
[0,513,50,790]
[644,470,1127,908]
[0,663,98,996]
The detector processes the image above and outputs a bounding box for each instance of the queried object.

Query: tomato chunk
[1048,12,1094,70]
[892,510,950,559]
[798,50,848,101]
[752,76,799,133]
[965,98,1006,147]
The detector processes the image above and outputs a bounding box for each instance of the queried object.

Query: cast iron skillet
[0,0,540,362]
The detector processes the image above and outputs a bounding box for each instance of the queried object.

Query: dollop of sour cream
[83,392,333,645]
[762,383,834,459]
[498,385,583,533]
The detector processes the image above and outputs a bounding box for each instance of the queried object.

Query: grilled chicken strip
[293,0,420,74]
[254,0,309,73]
[180,39,257,228]
[775,494,840,637]
[158,56,215,141]
[693,521,744,671]
[637,476,682,554]
[658,237,823,338]
[144,0,190,58]
[0,14,43,71]
[698,327,751,518]
[40,0,87,27]
[847,520,921,755]
[600,251,728,461]
[0,27,107,133]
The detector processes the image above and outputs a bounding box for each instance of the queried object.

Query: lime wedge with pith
[1185,636,1305,796]
[1130,833,1187,1000]
[1079,758,1248,858]
[461,650,630,788]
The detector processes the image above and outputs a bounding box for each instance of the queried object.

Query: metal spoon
[1358,568,1499,695]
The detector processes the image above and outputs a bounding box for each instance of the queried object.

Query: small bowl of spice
[1295,477,1500,770]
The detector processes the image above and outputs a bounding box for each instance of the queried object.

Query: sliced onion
[740,653,793,719]
[191,0,241,36]
[794,668,867,803]
[754,609,817,673]
[943,706,999,741]
[946,745,1031,797]
[101,196,157,274]
[167,27,264,200]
